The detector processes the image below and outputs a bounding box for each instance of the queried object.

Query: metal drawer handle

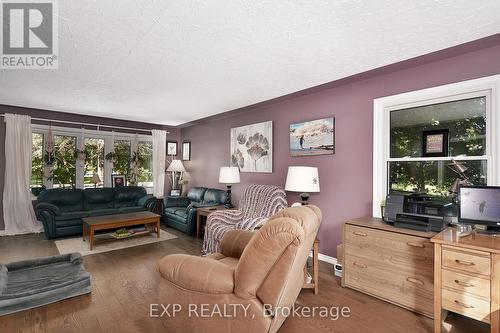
[455,259,475,266]
[353,262,367,269]
[407,241,425,248]
[454,279,475,287]
[406,277,424,286]
[454,300,475,309]
[353,231,367,237]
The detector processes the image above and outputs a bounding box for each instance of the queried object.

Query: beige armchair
[157,205,322,333]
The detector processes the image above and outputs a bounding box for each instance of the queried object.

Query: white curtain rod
[0,114,169,134]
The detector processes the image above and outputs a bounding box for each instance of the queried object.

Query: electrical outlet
[334,263,343,277]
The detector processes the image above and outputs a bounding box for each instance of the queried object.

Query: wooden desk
[196,206,227,238]
[342,217,436,317]
[431,228,500,333]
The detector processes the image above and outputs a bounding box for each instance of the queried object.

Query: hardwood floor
[0,228,489,333]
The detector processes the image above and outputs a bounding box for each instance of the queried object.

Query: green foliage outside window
[389,96,487,197]
[110,140,131,181]
[84,138,104,187]
[137,141,153,186]
[31,133,44,188]
[53,135,77,188]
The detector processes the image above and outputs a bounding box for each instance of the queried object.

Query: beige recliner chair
[157,205,322,333]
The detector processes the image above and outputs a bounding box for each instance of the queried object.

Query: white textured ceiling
[1,1,499,126]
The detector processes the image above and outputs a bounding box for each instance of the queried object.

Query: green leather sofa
[36,187,157,239]
[164,187,227,235]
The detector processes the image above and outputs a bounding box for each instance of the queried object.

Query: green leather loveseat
[36,187,157,239]
[164,187,227,235]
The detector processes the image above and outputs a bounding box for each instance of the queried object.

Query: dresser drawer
[442,288,491,323]
[442,248,490,276]
[344,254,433,317]
[344,225,433,276]
[442,269,490,300]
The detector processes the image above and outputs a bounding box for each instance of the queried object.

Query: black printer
[384,192,455,232]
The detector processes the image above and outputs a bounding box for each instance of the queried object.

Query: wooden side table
[303,238,319,294]
[196,206,227,239]
[154,196,165,217]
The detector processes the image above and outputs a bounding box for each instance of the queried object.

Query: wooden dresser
[431,228,500,333]
[342,217,436,318]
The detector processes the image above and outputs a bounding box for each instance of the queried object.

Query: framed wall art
[230,121,272,173]
[422,129,449,157]
[290,117,335,157]
[167,141,177,156]
[111,174,126,187]
[182,141,191,161]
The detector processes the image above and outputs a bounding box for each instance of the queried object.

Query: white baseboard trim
[318,253,337,265]
[309,251,337,265]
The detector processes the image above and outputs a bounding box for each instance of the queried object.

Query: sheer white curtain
[152,130,166,197]
[3,114,43,235]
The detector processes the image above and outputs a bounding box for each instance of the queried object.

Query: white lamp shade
[285,166,320,193]
[167,159,186,172]
[219,167,240,184]
[92,173,102,183]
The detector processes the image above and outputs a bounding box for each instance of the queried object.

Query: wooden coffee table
[82,211,161,250]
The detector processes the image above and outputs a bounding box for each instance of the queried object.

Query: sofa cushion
[114,186,147,208]
[165,207,179,215]
[88,208,121,217]
[119,206,144,214]
[83,188,114,210]
[174,210,188,219]
[54,219,82,228]
[54,211,89,221]
[37,189,83,213]
[187,187,207,203]
[165,207,188,219]
[203,189,227,205]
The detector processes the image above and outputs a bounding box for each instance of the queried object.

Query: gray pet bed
[0,252,92,316]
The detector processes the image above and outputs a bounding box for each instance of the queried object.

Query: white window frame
[31,124,154,193]
[373,74,500,217]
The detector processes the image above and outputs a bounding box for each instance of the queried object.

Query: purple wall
[0,105,179,230]
[180,39,500,258]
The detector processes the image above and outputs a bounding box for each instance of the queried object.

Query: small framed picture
[170,189,181,196]
[182,141,191,161]
[167,141,177,156]
[422,129,449,157]
[111,174,126,187]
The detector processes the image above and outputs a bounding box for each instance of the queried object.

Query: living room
[1,1,500,332]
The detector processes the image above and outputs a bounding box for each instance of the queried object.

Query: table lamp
[285,166,320,205]
[219,166,240,208]
[92,173,102,188]
[167,159,186,190]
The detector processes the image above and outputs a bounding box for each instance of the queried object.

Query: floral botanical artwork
[230,121,273,173]
[290,117,335,156]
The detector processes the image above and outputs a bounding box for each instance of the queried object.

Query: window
[31,132,44,189]
[53,135,77,188]
[373,74,500,217]
[388,97,487,196]
[84,138,104,188]
[29,126,154,194]
[137,141,153,187]
[113,139,131,180]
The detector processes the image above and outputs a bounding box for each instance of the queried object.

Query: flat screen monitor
[459,186,500,232]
